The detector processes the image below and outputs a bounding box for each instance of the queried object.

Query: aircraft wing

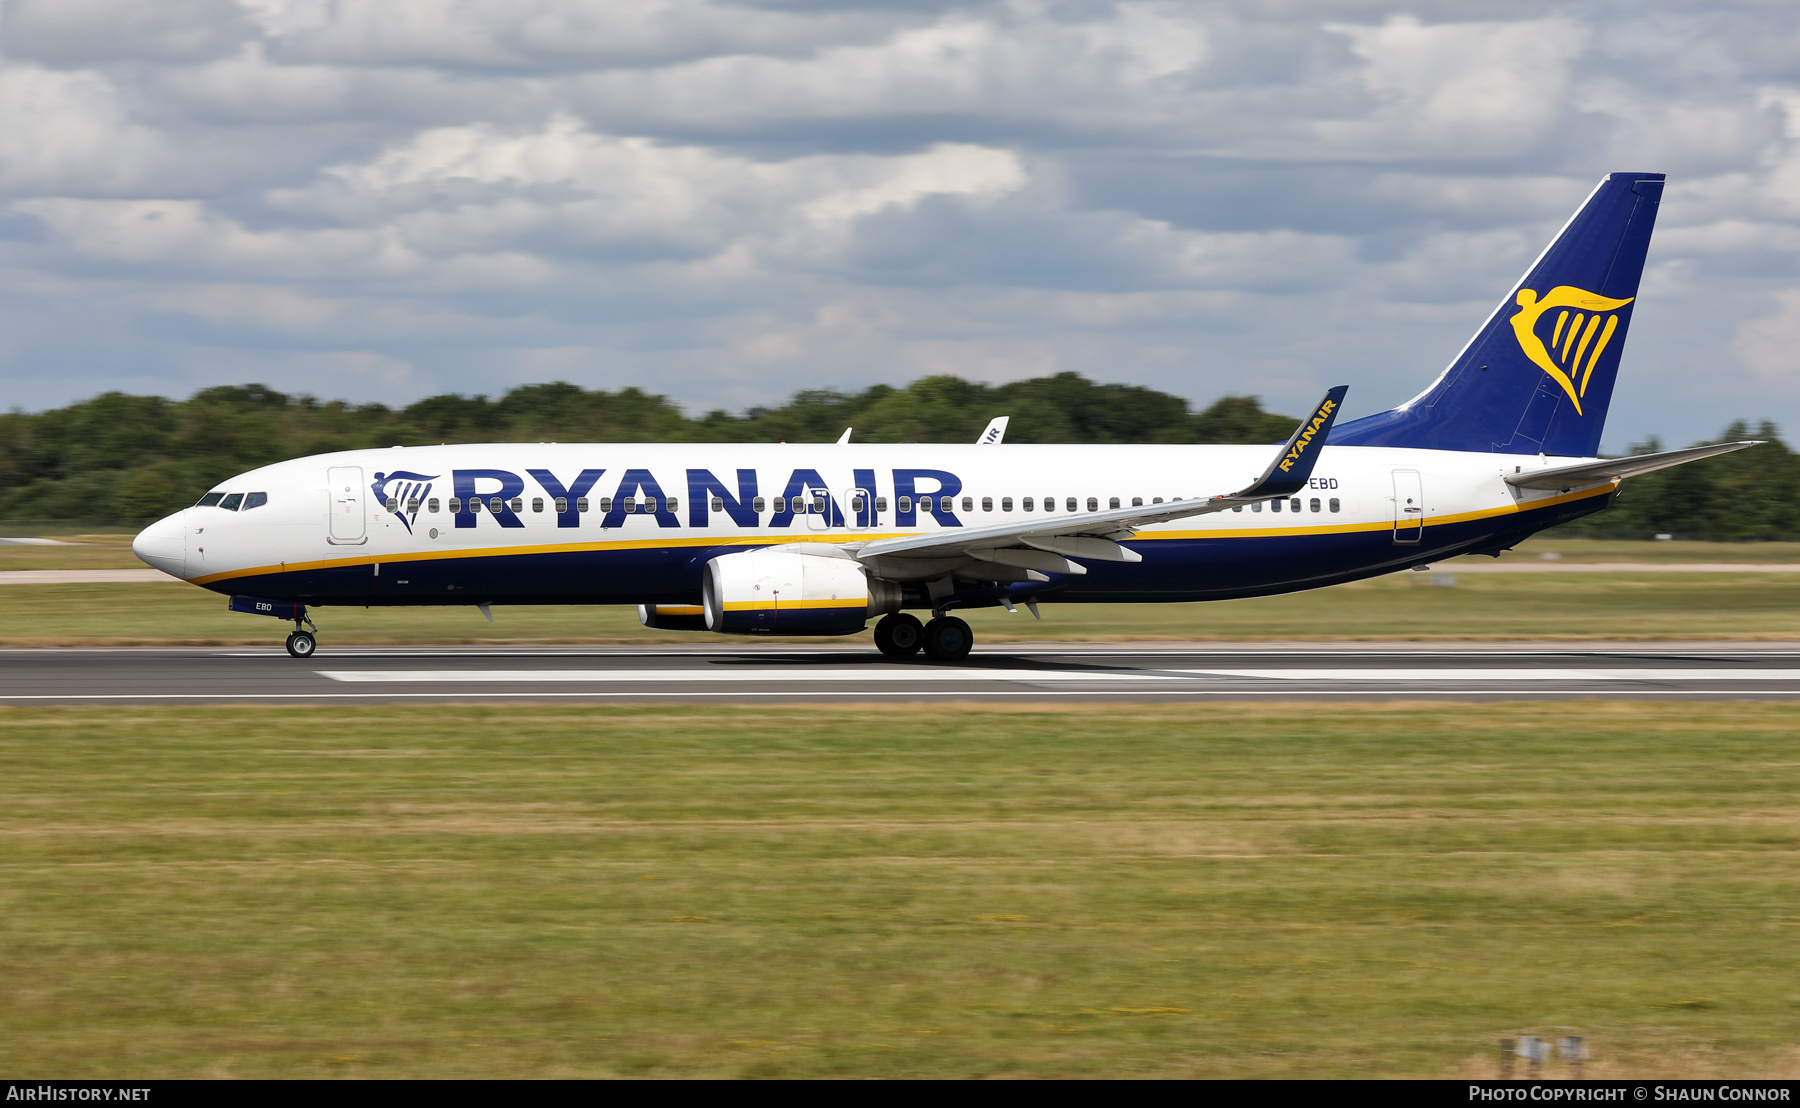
[1504,440,1763,491]
[849,387,1348,577]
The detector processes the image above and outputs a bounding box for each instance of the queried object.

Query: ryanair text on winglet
[1277,398,1336,473]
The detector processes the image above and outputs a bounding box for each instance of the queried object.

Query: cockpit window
[219,493,244,511]
[243,492,268,511]
[196,492,225,507]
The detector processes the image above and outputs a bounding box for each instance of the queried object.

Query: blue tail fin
[1332,172,1664,457]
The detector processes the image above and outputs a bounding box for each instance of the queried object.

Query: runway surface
[7,642,1800,704]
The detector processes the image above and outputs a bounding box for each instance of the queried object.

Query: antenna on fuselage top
[836,427,852,444]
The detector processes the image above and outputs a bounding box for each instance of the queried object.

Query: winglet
[1235,386,1348,500]
[976,416,1009,445]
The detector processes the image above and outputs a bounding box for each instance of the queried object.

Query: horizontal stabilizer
[1505,441,1763,490]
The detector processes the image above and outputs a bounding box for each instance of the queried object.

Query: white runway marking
[1186,668,1800,682]
[5,690,1800,702]
[318,668,1159,684]
[316,667,1800,684]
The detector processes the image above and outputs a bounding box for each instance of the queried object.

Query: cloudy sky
[1,0,1797,448]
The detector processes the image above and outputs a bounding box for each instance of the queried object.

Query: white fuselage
[131,441,1612,610]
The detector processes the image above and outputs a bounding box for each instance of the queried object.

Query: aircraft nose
[132,511,187,579]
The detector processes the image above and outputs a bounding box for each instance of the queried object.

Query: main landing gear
[873,612,973,661]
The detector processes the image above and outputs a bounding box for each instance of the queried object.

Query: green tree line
[0,374,1297,522]
[0,373,1791,539]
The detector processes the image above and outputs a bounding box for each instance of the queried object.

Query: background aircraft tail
[1331,172,1665,457]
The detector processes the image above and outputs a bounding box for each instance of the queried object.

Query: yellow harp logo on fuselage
[1508,286,1633,416]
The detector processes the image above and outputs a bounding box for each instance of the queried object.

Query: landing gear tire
[285,631,317,658]
[874,613,925,657]
[922,616,973,662]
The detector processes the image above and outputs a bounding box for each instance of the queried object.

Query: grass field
[2,702,1796,1078]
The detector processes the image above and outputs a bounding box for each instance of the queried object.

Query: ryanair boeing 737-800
[132,172,1758,660]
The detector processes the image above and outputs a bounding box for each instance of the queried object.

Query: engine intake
[703,549,900,635]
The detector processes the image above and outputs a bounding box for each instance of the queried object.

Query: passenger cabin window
[666,497,678,513]
[623,498,637,514]
[1001,497,1013,511]
[1310,498,1321,513]
[1066,497,1077,512]
[469,498,482,513]
[875,496,888,512]
[898,496,912,514]
[1109,497,1120,510]
[1251,501,1262,512]
[1290,498,1302,513]
[532,498,544,513]
[449,497,462,513]
[711,497,724,512]
[1131,497,1142,507]
[1270,499,1281,513]
[576,497,589,513]
[752,497,766,512]
[919,496,933,513]
[772,496,786,513]
[488,497,502,514]
[555,497,568,513]
[244,492,269,511]
[509,497,523,513]
[428,498,440,513]
[1153,497,1164,504]
[1022,497,1034,511]
[385,496,399,512]
[196,492,225,507]
[982,497,993,512]
[810,495,824,514]
[1233,505,1243,512]
[1329,498,1341,513]
[219,493,244,511]
[962,497,973,512]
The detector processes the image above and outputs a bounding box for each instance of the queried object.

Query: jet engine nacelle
[703,549,900,636]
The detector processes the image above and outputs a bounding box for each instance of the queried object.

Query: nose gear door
[328,466,367,545]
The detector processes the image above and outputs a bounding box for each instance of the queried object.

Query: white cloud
[1735,288,1800,384]
[1317,15,1588,157]
[0,0,1797,446]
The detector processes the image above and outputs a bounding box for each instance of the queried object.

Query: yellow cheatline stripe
[186,485,1614,586]
[722,598,865,612]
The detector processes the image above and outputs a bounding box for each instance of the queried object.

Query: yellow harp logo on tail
[1508,286,1633,416]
